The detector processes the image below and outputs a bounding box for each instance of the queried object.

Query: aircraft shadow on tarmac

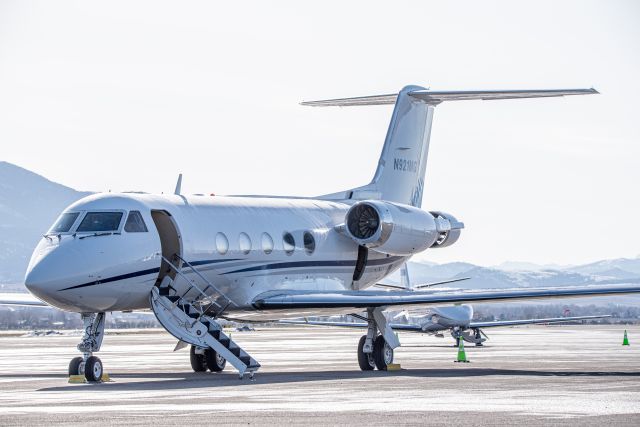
[24,368,640,392]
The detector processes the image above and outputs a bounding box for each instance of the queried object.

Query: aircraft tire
[190,345,207,372]
[84,356,103,382]
[373,335,393,371]
[357,335,375,371]
[205,348,226,372]
[68,356,83,376]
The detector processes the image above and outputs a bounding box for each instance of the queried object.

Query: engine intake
[343,201,453,256]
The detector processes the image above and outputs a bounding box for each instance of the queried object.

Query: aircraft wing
[280,319,422,331]
[253,284,640,311]
[0,293,49,307]
[470,314,611,328]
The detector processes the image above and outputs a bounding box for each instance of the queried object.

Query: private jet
[3,85,639,382]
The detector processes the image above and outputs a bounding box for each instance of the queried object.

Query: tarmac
[0,325,638,426]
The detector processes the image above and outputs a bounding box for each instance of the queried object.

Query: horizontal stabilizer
[301,88,598,107]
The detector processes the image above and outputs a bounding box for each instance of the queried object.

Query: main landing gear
[68,312,106,382]
[356,308,399,371]
[190,345,227,373]
[358,335,394,370]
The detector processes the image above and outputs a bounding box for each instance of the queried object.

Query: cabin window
[261,232,274,254]
[239,232,252,255]
[49,212,80,233]
[215,232,229,255]
[77,212,123,232]
[303,231,316,255]
[124,211,148,232]
[283,232,295,255]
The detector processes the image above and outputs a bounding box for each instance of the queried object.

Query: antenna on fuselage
[174,173,182,195]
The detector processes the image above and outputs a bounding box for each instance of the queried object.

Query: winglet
[174,173,182,195]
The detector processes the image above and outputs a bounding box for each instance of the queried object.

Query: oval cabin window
[303,231,316,255]
[262,232,274,254]
[282,232,295,255]
[239,232,252,255]
[215,232,229,255]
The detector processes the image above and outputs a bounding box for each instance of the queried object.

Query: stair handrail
[174,253,239,309]
[158,254,221,316]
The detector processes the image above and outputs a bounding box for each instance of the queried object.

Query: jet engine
[430,211,464,249]
[343,200,463,256]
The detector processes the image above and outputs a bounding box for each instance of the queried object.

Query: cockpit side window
[77,212,123,232]
[124,211,148,232]
[49,212,80,233]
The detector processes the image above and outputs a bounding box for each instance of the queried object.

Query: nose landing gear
[68,312,106,382]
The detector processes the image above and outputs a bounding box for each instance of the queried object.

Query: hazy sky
[1,1,639,266]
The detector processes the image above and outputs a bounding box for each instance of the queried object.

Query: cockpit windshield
[49,212,80,233]
[76,212,123,233]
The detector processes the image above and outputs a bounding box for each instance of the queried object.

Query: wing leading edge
[0,293,49,307]
[253,284,640,311]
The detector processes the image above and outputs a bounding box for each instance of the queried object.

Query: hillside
[0,162,91,282]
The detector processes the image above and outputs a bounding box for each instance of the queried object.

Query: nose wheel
[68,355,104,382]
[68,312,106,382]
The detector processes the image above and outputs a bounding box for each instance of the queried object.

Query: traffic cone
[454,337,469,363]
[623,330,630,346]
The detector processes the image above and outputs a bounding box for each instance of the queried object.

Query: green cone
[455,337,469,363]
[623,330,630,346]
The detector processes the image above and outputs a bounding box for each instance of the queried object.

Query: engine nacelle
[344,200,456,256]
[430,211,464,249]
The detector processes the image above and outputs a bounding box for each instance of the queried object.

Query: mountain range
[1,161,639,300]
[0,162,90,283]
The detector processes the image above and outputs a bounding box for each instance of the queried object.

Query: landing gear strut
[473,328,484,347]
[69,312,106,382]
[356,308,398,371]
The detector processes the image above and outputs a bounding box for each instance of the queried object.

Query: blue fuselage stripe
[58,256,404,291]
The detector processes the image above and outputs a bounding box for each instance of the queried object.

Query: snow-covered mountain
[0,162,91,283]
[390,257,640,291]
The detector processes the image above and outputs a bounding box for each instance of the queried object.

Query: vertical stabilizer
[307,85,597,207]
[364,85,434,207]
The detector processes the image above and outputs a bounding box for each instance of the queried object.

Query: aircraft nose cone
[24,257,56,302]
[24,241,86,305]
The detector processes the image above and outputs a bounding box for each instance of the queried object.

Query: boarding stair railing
[149,253,259,378]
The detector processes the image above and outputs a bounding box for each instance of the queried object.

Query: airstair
[150,254,260,378]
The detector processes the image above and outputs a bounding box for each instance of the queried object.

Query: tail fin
[306,86,597,207]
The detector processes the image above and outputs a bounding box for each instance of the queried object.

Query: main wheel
[84,356,103,382]
[357,335,375,371]
[205,349,226,372]
[190,345,207,372]
[373,335,393,371]
[68,356,83,376]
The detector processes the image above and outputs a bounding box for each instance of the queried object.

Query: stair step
[240,355,251,365]
[159,287,171,296]
[166,295,180,303]
[219,338,230,348]
[210,329,221,340]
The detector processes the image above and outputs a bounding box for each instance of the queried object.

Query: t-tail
[306,85,598,207]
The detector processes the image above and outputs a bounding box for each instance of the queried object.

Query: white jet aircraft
[3,85,639,382]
